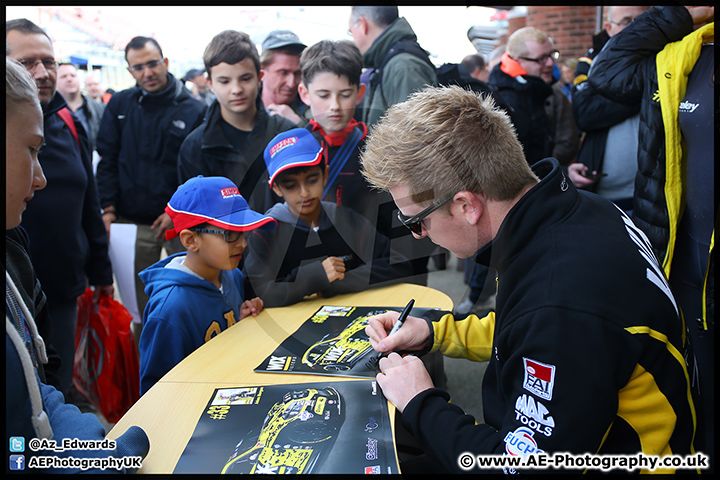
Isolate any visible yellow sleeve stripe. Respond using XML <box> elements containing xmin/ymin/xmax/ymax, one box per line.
<box><xmin>431</xmin><ymin>311</ymin><xmax>495</xmax><ymax>362</ymax></box>
<box><xmin>624</xmin><ymin>326</ymin><xmax>698</xmax><ymax>451</ymax></box>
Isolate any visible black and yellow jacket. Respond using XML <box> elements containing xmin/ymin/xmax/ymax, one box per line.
<box><xmin>401</xmin><ymin>159</ymin><xmax>697</xmax><ymax>473</ymax></box>
<box><xmin>588</xmin><ymin>6</ymin><xmax>714</xmax><ymax>335</ymax></box>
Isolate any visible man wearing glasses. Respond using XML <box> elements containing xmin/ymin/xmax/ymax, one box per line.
<box><xmin>466</xmin><ymin>26</ymin><xmax>577</xmax><ymax>320</ymax></box>
<box><xmin>569</xmin><ymin>6</ymin><xmax>648</xmax><ymax>213</ymax></box>
<box><xmin>95</xmin><ymin>36</ymin><xmax>206</xmax><ymax>341</ymax></box>
<box><xmin>361</xmin><ymin>85</ymin><xmax>696</xmax><ymax>473</ymax></box>
<box><xmin>488</xmin><ymin>27</ymin><xmax>559</xmax><ymax>166</ymax></box>
<box><xmin>6</xmin><ymin>18</ymin><xmax>114</xmax><ymax>400</ymax></box>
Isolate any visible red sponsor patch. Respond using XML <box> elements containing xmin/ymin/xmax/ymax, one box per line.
<box><xmin>522</xmin><ymin>358</ymin><xmax>556</xmax><ymax>401</ymax></box>
<box><xmin>220</xmin><ymin>187</ymin><xmax>240</xmax><ymax>198</ymax></box>
<box><xmin>269</xmin><ymin>136</ymin><xmax>298</xmax><ymax>157</ymax></box>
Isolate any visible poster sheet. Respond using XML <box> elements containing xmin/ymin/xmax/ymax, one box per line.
<box><xmin>254</xmin><ymin>305</ymin><xmax>428</xmax><ymax>378</ymax></box>
<box><xmin>173</xmin><ymin>380</ymin><xmax>399</xmax><ymax>474</ymax></box>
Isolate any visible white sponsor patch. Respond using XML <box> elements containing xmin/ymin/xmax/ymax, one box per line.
<box><xmin>522</xmin><ymin>357</ymin><xmax>556</xmax><ymax>401</ymax></box>
<box><xmin>515</xmin><ymin>394</ymin><xmax>555</xmax><ymax>437</ymax></box>
<box><xmin>504</xmin><ymin>426</ymin><xmax>544</xmax><ymax>458</ymax></box>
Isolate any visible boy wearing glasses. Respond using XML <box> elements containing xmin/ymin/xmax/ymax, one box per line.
<box><xmin>243</xmin><ymin>128</ymin><xmax>409</xmax><ymax>307</ymax></box>
<box><xmin>137</xmin><ymin>176</ymin><xmax>276</xmax><ymax>395</ymax></box>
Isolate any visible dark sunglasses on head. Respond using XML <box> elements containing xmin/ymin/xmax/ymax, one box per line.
<box><xmin>397</xmin><ymin>194</ymin><xmax>454</xmax><ymax>235</ymax></box>
<box><xmin>190</xmin><ymin>228</ymin><xmax>243</xmax><ymax>243</ymax></box>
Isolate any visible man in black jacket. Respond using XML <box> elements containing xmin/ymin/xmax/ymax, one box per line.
<box><xmin>569</xmin><ymin>6</ymin><xmax>647</xmax><ymax>213</ymax></box>
<box><xmin>96</xmin><ymin>36</ymin><xmax>206</xmax><ymax>334</ymax></box>
<box><xmin>588</xmin><ymin>5</ymin><xmax>714</xmax><ymax>466</ymax></box>
<box><xmin>7</xmin><ymin>19</ymin><xmax>114</xmax><ymax>397</ymax></box>
<box><xmin>488</xmin><ymin>26</ymin><xmax>555</xmax><ymax>166</ymax></box>
<box><xmin>361</xmin><ymin>85</ymin><xmax>696</xmax><ymax>474</ymax></box>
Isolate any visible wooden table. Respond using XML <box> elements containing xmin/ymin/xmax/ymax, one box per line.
<box><xmin>107</xmin><ymin>283</ymin><xmax>452</xmax><ymax>473</ymax></box>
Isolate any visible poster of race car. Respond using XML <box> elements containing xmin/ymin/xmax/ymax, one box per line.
<box><xmin>173</xmin><ymin>380</ymin><xmax>399</xmax><ymax>474</ymax></box>
<box><xmin>254</xmin><ymin>305</ymin><xmax>428</xmax><ymax>378</ymax></box>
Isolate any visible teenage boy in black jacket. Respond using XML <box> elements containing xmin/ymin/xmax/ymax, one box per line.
<box><xmin>178</xmin><ymin>30</ymin><xmax>295</xmax><ymax>214</ymax></box>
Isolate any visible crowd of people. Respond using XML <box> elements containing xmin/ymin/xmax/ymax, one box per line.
<box><xmin>5</xmin><ymin>5</ymin><xmax>714</xmax><ymax>474</ymax></box>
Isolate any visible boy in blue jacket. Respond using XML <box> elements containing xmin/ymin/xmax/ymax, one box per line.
<box><xmin>138</xmin><ymin>176</ymin><xmax>276</xmax><ymax>395</ymax></box>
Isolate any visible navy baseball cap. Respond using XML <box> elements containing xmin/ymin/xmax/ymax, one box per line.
<box><xmin>264</xmin><ymin>128</ymin><xmax>323</xmax><ymax>186</ymax></box>
<box><xmin>164</xmin><ymin>176</ymin><xmax>276</xmax><ymax>240</ymax></box>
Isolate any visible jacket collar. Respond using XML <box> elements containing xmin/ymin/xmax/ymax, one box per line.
<box><xmin>500</xmin><ymin>52</ymin><xmax>528</xmax><ymax>78</ymax></box>
<box><xmin>476</xmin><ymin>158</ymin><xmax>576</xmax><ymax>273</ymax></box>
<box><xmin>41</xmin><ymin>91</ymin><xmax>68</xmax><ymax>118</ymax></box>
<box><xmin>201</xmin><ymin>96</ymin><xmax>269</xmax><ymax>149</ymax></box>
<box><xmin>490</xmin><ymin>55</ymin><xmax>554</xmax><ymax>98</ymax></box>
<box><xmin>136</xmin><ymin>72</ymin><xmax>183</xmax><ymax>105</ymax></box>
<box><xmin>308</xmin><ymin>118</ymin><xmax>367</xmax><ymax>147</ymax></box>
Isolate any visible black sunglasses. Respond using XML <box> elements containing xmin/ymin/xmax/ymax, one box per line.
<box><xmin>190</xmin><ymin>228</ymin><xmax>243</xmax><ymax>243</ymax></box>
<box><xmin>397</xmin><ymin>195</ymin><xmax>453</xmax><ymax>235</ymax></box>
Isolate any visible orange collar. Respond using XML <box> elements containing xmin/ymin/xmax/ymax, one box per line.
<box><xmin>500</xmin><ymin>52</ymin><xmax>528</xmax><ymax>78</ymax></box>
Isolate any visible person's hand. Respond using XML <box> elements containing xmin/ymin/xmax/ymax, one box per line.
<box><xmin>568</xmin><ymin>163</ymin><xmax>597</xmax><ymax>188</ymax></box>
<box><xmin>267</xmin><ymin>103</ymin><xmax>302</xmax><ymax>124</ymax></box>
<box><xmin>151</xmin><ymin>212</ymin><xmax>174</xmax><ymax>239</ymax></box>
<box><xmin>685</xmin><ymin>6</ymin><xmax>714</xmax><ymax>25</ymax></box>
<box><xmin>240</xmin><ymin>297</ymin><xmax>264</xmax><ymax>319</ymax></box>
<box><xmin>322</xmin><ymin>256</ymin><xmax>346</xmax><ymax>283</ymax></box>
<box><xmin>365</xmin><ymin>310</ymin><xmax>430</xmax><ymax>354</ymax></box>
<box><xmin>102</xmin><ymin>207</ymin><xmax>117</xmax><ymax>240</ymax></box>
<box><xmin>376</xmin><ymin>352</ymin><xmax>434</xmax><ymax>413</ymax></box>
<box><xmin>92</xmin><ymin>284</ymin><xmax>114</xmax><ymax>303</ymax></box>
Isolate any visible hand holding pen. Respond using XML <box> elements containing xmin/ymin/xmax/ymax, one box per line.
<box><xmin>365</xmin><ymin>298</ymin><xmax>430</xmax><ymax>362</ymax></box>
<box><xmin>376</xmin><ymin>299</ymin><xmax>415</xmax><ymax>360</ymax></box>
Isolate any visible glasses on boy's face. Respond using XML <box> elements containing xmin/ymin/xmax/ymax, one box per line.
<box><xmin>397</xmin><ymin>195</ymin><xmax>453</xmax><ymax>236</ymax></box>
<box><xmin>190</xmin><ymin>228</ymin><xmax>243</xmax><ymax>243</ymax></box>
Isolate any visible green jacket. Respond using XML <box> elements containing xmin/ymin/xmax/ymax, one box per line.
<box><xmin>361</xmin><ymin>17</ymin><xmax>437</xmax><ymax>127</ymax></box>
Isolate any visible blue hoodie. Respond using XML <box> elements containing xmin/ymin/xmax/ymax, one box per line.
<box><xmin>138</xmin><ymin>253</ymin><xmax>246</xmax><ymax>395</ymax></box>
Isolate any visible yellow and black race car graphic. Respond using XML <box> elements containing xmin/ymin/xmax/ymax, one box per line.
<box><xmin>301</xmin><ymin>311</ymin><xmax>388</xmax><ymax>372</ymax></box>
<box><xmin>221</xmin><ymin>387</ymin><xmax>344</xmax><ymax>474</ymax></box>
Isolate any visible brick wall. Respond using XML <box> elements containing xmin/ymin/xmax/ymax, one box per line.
<box><xmin>507</xmin><ymin>6</ymin><xmax>601</xmax><ymax>64</ymax></box>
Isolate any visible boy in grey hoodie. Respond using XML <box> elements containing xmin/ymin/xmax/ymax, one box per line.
<box><xmin>243</xmin><ymin>128</ymin><xmax>411</xmax><ymax>307</ymax></box>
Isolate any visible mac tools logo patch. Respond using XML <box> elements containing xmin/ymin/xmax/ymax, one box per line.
<box><xmin>522</xmin><ymin>358</ymin><xmax>556</xmax><ymax>401</ymax></box>
<box><xmin>514</xmin><ymin>394</ymin><xmax>555</xmax><ymax>437</ymax></box>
